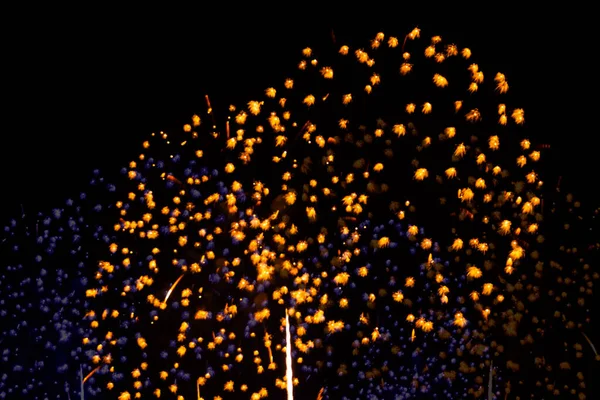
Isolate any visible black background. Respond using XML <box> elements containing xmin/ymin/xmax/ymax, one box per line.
<box><xmin>1</xmin><ymin>11</ymin><xmax>597</xmax><ymax>220</ymax></box>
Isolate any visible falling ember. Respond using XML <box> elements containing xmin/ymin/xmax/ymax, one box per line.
<box><xmin>582</xmin><ymin>332</ymin><xmax>599</xmax><ymax>357</ymax></box>
<box><xmin>286</xmin><ymin>312</ymin><xmax>294</xmax><ymax>400</ymax></box>
<box><xmin>82</xmin><ymin>365</ymin><xmax>100</xmax><ymax>383</ymax></box>
<box><xmin>162</xmin><ymin>273</ymin><xmax>185</xmax><ymax>305</ymax></box>
<box><xmin>205</xmin><ymin>94</ymin><xmax>212</xmax><ymax>113</ymax></box>
<box><xmin>316</xmin><ymin>387</ymin><xmax>324</xmax><ymax>400</ymax></box>
<box><xmin>265</xmin><ymin>329</ymin><xmax>274</xmax><ymax>364</ymax></box>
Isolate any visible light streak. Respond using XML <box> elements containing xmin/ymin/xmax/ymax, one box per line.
<box><xmin>487</xmin><ymin>360</ymin><xmax>493</xmax><ymax>400</ymax></box>
<box><xmin>82</xmin><ymin>366</ymin><xmax>100</xmax><ymax>383</ymax></box>
<box><xmin>285</xmin><ymin>311</ymin><xmax>293</xmax><ymax>400</ymax></box>
<box><xmin>582</xmin><ymin>331</ymin><xmax>598</xmax><ymax>356</ymax></box>
<box><xmin>162</xmin><ymin>274</ymin><xmax>185</xmax><ymax>305</ymax></box>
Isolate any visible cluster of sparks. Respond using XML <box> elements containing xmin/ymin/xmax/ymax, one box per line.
<box><xmin>1</xmin><ymin>28</ymin><xmax>599</xmax><ymax>400</ymax></box>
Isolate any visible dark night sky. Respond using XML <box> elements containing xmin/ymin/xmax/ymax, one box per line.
<box><xmin>1</xmin><ymin>12</ymin><xmax>596</xmax><ymax>221</ymax></box>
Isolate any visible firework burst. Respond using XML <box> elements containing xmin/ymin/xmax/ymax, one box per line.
<box><xmin>1</xmin><ymin>28</ymin><xmax>598</xmax><ymax>400</ymax></box>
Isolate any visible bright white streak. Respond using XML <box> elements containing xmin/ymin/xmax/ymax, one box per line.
<box><xmin>286</xmin><ymin>312</ymin><xmax>294</xmax><ymax>400</ymax></box>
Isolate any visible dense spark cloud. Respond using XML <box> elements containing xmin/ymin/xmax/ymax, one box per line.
<box><xmin>1</xmin><ymin>28</ymin><xmax>599</xmax><ymax>399</ymax></box>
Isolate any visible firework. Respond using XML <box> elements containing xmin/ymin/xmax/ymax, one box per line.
<box><xmin>1</xmin><ymin>28</ymin><xmax>598</xmax><ymax>400</ymax></box>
